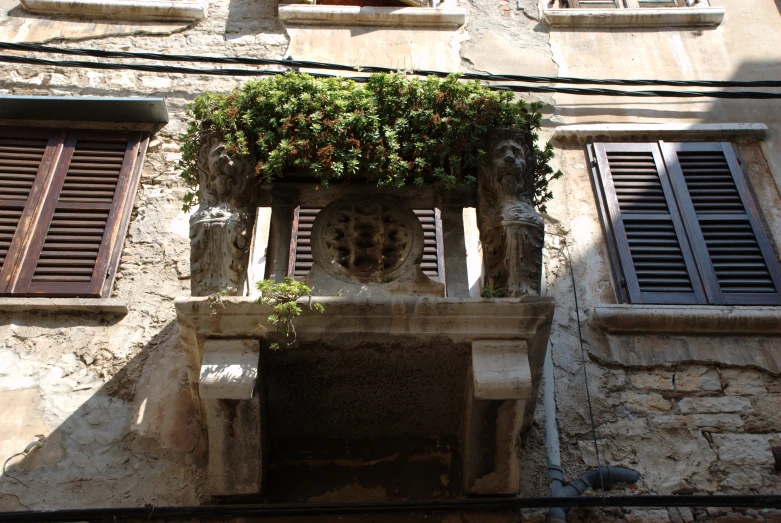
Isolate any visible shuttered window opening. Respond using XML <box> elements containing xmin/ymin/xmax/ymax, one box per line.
<box><xmin>592</xmin><ymin>143</ymin><xmax>704</xmax><ymax>305</ymax></box>
<box><xmin>289</xmin><ymin>207</ymin><xmax>445</xmax><ymax>284</ymax></box>
<box><xmin>32</xmin><ymin>208</ymin><xmax>109</xmax><ymax>283</ymax></box>
<box><xmin>623</xmin><ymin>218</ymin><xmax>693</xmax><ymax>294</ymax></box>
<box><xmin>0</xmin><ymin>127</ymin><xmax>148</xmax><ymax>298</ymax></box>
<box><xmin>591</xmin><ymin>141</ymin><xmax>781</xmax><ymax>306</ymax></box>
<box><xmin>663</xmin><ymin>142</ymin><xmax>781</xmax><ymax>305</ymax></box>
<box><xmin>0</xmin><ymin>209</ymin><xmax>22</xmax><ymax>271</ymax></box>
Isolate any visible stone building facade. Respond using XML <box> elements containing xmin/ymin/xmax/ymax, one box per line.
<box><xmin>0</xmin><ymin>0</ymin><xmax>780</xmax><ymax>521</ymax></box>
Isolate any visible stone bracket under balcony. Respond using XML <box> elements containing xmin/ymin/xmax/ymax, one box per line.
<box><xmin>175</xmin><ymin>296</ymin><xmax>554</xmax><ymax>498</ymax></box>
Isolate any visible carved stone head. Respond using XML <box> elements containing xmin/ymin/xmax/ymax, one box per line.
<box><xmin>479</xmin><ymin>128</ymin><xmax>537</xmax><ymax>203</ymax></box>
<box><xmin>197</xmin><ymin>133</ymin><xmax>255</xmax><ymax>209</ymax></box>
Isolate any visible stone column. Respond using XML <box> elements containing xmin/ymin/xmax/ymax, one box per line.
<box><xmin>199</xmin><ymin>338</ymin><xmax>263</xmax><ymax>496</ymax></box>
<box><xmin>265</xmin><ymin>188</ymin><xmax>299</xmax><ymax>282</ymax></box>
<box><xmin>462</xmin><ymin>340</ymin><xmax>532</xmax><ymax>495</ymax></box>
<box><xmin>439</xmin><ymin>192</ymin><xmax>471</xmax><ymax>297</ymax></box>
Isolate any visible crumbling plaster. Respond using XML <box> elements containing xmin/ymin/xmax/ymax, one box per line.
<box><xmin>0</xmin><ymin>0</ymin><xmax>288</xmax><ymax>510</ymax></box>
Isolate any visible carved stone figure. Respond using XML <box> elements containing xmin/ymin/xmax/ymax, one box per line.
<box><xmin>477</xmin><ymin>128</ymin><xmax>544</xmax><ymax>297</ymax></box>
<box><xmin>190</xmin><ymin>133</ymin><xmax>256</xmax><ymax>296</ymax></box>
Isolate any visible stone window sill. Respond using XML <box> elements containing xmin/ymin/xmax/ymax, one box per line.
<box><xmin>0</xmin><ymin>298</ymin><xmax>129</xmax><ymax>316</ymax></box>
<box><xmin>543</xmin><ymin>7</ymin><xmax>724</xmax><ymax>28</ymax></box>
<box><xmin>553</xmin><ymin>123</ymin><xmax>768</xmax><ymax>144</ymax></box>
<box><xmin>20</xmin><ymin>0</ymin><xmax>206</xmax><ymax>22</ymax></box>
<box><xmin>593</xmin><ymin>305</ymin><xmax>781</xmax><ymax>336</ymax></box>
<box><xmin>278</xmin><ymin>5</ymin><xmax>466</xmax><ymax>27</ymax></box>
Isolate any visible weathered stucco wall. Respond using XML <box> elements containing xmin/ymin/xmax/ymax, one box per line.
<box><xmin>0</xmin><ymin>0</ymin><xmax>288</xmax><ymax>511</ymax></box>
<box><xmin>1</xmin><ymin>0</ymin><xmax>781</xmax><ymax>519</ymax></box>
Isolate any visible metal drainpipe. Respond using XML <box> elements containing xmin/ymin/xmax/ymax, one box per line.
<box><xmin>540</xmin><ymin>246</ymin><xmax>640</xmax><ymax>522</ymax></box>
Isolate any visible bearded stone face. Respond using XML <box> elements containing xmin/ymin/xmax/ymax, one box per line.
<box><xmin>489</xmin><ymin>138</ymin><xmax>528</xmax><ymax>198</ymax></box>
<box><xmin>207</xmin><ymin>141</ymin><xmax>237</xmax><ymax>200</ymax></box>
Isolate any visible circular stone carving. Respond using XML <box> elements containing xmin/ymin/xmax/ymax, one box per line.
<box><xmin>311</xmin><ymin>195</ymin><xmax>424</xmax><ymax>284</ymax></box>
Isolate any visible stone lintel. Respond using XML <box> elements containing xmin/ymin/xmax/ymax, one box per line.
<box><xmin>279</xmin><ymin>5</ymin><xmax>466</xmax><ymax>28</ymax></box>
<box><xmin>591</xmin><ymin>305</ymin><xmax>781</xmax><ymax>374</ymax></box>
<box><xmin>593</xmin><ymin>305</ymin><xmax>781</xmax><ymax>335</ymax></box>
<box><xmin>21</xmin><ymin>0</ymin><xmax>206</xmax><ymax>21</ymax></box>
<box><xmin>199</xmin><ymin>339</ymin><xmax>260</xmax><ymax>400</ymax></box>
<box><xmin>553</xmin><ymin>123</ymin><xmax>767</xmax><ymax>145</ymax></box>
<box><xmin>543</xmin><ymin>7</ymin><xmax>724</xmax><ymax>28</ymax></box>
<box><xmin>0</xmin><ymin>297</ymin><xmax>128</xmax><ymax>315</ymax></box>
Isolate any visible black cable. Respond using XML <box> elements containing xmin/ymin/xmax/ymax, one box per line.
<box><xmin>1</xmin><ymin>54</ymin><xmax>781</xmax><ymax>99</ymax></box>
<box><xmin>2</xmin><ymin>495</ymin><xmax>781</xmax><ymax>522</ymax></box>
<box><xmin>547</xmin><ymin>232</ymin><xmax>605</xmax><ymax>495</ymax></box>
<box><xmin>564</xmin><ymin>238</ymin><xmax>605</xmax><ymax>495</ymax></box>
<box><xmin>2</xmin><ymin>41</ymin><xmax>781</xmax><ymax>88</ymax></box>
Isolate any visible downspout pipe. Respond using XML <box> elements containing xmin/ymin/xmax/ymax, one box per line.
<box><xmin>548</xmin><ymin>466</ymin><xmax>641</xmax><ymax>523</ymax></box>
<box><xmin>540</xmin><ymin>248</ymin><xmax>640</xmax><ymax>523</ymax></box>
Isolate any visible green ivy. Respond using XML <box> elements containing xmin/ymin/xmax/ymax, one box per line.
<box><xmin>179</xmin><ymin>72</ymin><xmax>561</xmax><ymax>212</ymax></box>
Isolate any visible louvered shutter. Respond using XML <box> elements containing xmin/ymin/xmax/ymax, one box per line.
<box><xmin>570</xmin><ymin>0</ymin><xmax>620</xmax><ymax>7</ymax></box>
<box><xmin>591</xmin><ymin>143</ymin><xmax>706</xmax><ymax>304</ymax></box>
<box><xmin>289</xmin><ymin>207</ymin><xmax>445</xmax><ymax>283</ymax></box>
<box><xmin>661</xmin><ymin>142</ymin><xmax>781</xmax><ymax>305</ymax></box>
<box><xmin>0</xmin><ymin>128</ymin><xmax>65</xmax><ymax>293</ymax></box>
<box><xmin>11</xmin><ymin>130</ymin><xmax>145</xmax><ymax>297</ymax></box>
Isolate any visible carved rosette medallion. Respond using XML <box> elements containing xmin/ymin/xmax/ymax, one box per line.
<box><xmin>311</xmin><ymin>195</ymin><xmax>424</xmax><ymax>285</ymax></box>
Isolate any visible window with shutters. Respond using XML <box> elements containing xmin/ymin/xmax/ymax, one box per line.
<box><xmin>288</xmin><ymin>207</ymin><xmax>446</xmax><ymax>284</ymax></box>
<box><xmin>589</xmin><ymin>141</ymin><xmax>781</xmax><ymax>306</ymax></box>
<box><xmin>0</xmin><ymin>126</ymin><xmax>148</xmax><ymax>298</ymax></box>
<box><xmin>561</xmin><ymin>0</ymin><xmax>693</xmax><ymax>8</ymax></box>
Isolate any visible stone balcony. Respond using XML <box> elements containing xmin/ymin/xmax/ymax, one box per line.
<box><xmin>175</xmin><ymin>295</ymin><xmax>554</xmax><ymax>500</ymax></box>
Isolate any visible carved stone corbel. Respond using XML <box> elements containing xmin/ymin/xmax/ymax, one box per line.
<box><xmin>189</xmin><ymin>133</ymin><xmax>257</xmax><ymax>296</ymax></box>
<box><xmin>477</xmin><ymin>128</ymin><xmax>544</xmax><ymax>297</ymax></box>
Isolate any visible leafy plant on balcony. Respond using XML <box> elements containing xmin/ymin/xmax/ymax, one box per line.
<box><xmin>256</xmin><ymin>277</ymin><xmax>325</xmax><ymax>350</ymax></box>
<box><xmin>179</xmin><ymin>72</ymin><xmax>561</xmax><ymax>212</ymax></box>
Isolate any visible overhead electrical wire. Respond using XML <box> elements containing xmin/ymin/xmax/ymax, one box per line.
<box><xmin>1</xmin><ymin>53</ymin><xmax>781</xmax><ymax>99</ymax></box>
<box><xmin>2</xmin><ymin>41</ymin><xmax>781</xmax><ymax>89</ymax></box>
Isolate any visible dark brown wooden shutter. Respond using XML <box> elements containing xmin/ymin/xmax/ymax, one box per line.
<box><xmin>591</xmin><ymin>143</ymin><xmax>706</xmax><ymax>304</ymax></box>
<box><xmin>289</xmin><ymin>207</ymin><xmax>445</xmax><ymax>283</ymax></box>
<box><xmin>0</xmin><ymin>127</ymin><xmax>65</xmax><ymax>293</ymax></box>
<box><xmin>662</xmin><ymin>142</ymin><xmax>781</xmax><ymax>305</ymax></box>
<box><xmin>11</xmin><ymin>130</ymin><xmax>145</xmax><ymax>297</ymax></box>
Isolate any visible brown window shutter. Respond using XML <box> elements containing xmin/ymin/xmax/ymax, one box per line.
<box><xmin>289</xmin><ymin>207</ymin><xmax>445</xmax><ymax>283</ymax></box>
<box><xmin>662</xmin><ymin>142</ymin><xmax>781</xmax><ymax>305</ymax></box>
<box><xmin>0</xmin><ymin>127</ymin><xmax>66</xmax><ymax>293</ymax></box>
<box><xmin>10</xmin><ymin>129</ymin><xmax>147</xmax><ymax>298</ymax></box>
<box><xmin>591</xmin><ymin>142</ymin><xmax>706</xmax><ymax>304</ymax></box>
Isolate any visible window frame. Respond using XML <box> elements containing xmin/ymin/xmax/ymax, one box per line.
<box><xmin>0</xmin><ymin>125</ymin><xmax>149</xmax><ymax>299</ymax></box>
<box><xmin>588</xmin><ymin>140</ymin><xmax>781</xmax><ymax>306</ymax></box>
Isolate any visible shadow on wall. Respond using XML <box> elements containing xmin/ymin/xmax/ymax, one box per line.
<box><xmin>554</xmin><ymin>59</ymin><xmax>781</xmax><ymax>123</ymax></box>
<box><xmin>0</xmin><ymin>318</ymin><xmax>205</xmax><ymax>512</ymax></box>
<box><xmin>226</xmin><ymin>0</ymin><xmax>288</xmax><ymax>43</ymax></box>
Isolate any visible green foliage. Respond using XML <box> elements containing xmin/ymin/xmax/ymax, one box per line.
<box><xmin>179</xmin><ymin>73</ymin><xmax>562</xmax><ymax>212</ymax></box>
<box><xmin>256</xmin><ymin>277</ymin><xmax>325</xmax><ymax>350</ymax></box>
<box><xmin>481</xmin><ymin>285</ymin><xmax>506</xmax><ymax>298</ymax></box>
